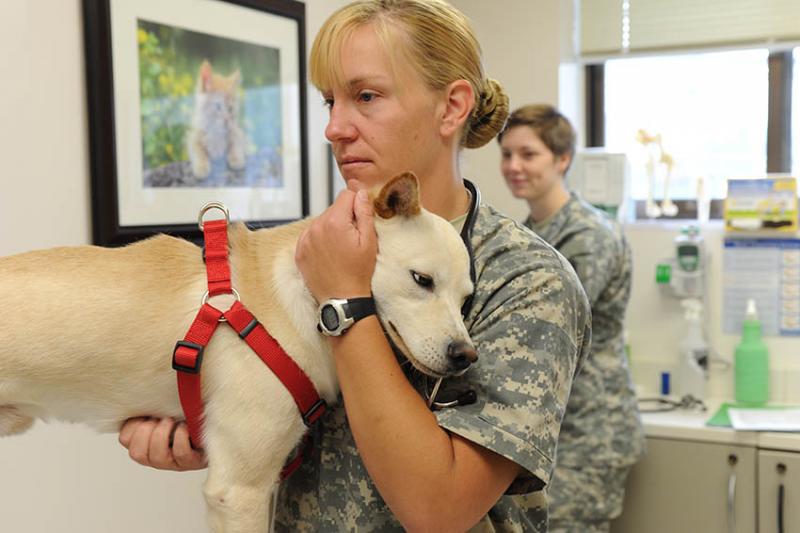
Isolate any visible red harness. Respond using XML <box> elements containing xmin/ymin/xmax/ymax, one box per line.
<box><xmin>171</xmin><ymin>209</ymin><xmax>326</xmax><ymax>479</ymax></box>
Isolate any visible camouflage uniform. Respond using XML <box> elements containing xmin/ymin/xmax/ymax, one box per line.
<box><xmin>520</xmin><ymin>192</ymin><xmax>645</xmax><ymax>532</ymax></box>
<box><xmin>275</xmin><ymin>200</ymin><xmax>591</xmax><ymax>532</ymax></box>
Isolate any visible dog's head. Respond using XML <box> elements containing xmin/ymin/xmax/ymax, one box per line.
<box><xmin>370</xmin><ymin>172</ymin><xmax>477</xmax><ymax>378</ymax></box>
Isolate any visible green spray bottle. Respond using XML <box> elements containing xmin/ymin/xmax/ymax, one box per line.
<box><xmin>734</xmin><ymin>299</ymin><xmax>770</xmax><ymax>405</ymax></box>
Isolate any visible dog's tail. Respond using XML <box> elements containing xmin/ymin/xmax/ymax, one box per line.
<box><xmin>0</xmin><ymin>406</ymin><xmax>34</xmax><ymax>436</ymax></box>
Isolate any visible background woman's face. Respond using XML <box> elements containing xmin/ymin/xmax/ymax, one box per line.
<box><xmin>500</xmin><ymin>126</ymin><xmax>569</xmax><ymax>202</ymax></box>
<box><xmin>322</xmin><ymin>24</ymin><xmax>443</xmax><ymax>189</ymax></box>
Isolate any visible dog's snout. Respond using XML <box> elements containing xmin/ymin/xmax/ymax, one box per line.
<box><xmin>447</xmin><ymin>340</ymin><xmax>478</xmax><ymax>371</ymax></box>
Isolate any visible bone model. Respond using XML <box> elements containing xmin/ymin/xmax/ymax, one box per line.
<box><xmin>636</xmin><ymin>129</ymin><xmax>678</xmax><ymax>218</ymax></box>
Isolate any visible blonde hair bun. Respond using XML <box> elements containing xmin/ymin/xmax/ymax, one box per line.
<box><xmin>464</xmin><ymin>78</ymin><xmax>509</xmax><ymax>149</ymax></box>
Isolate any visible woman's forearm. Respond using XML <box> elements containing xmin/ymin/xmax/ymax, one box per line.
<box><xmin>329</xmin><ymin>316</ymin><xmax>518</xmax><ymax>531</ymax></box>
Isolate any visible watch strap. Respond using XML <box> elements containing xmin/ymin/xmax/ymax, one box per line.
<box><xmin>344</xmin><ymin>296</ymin><xmax>376</xmax><ymax>322</ymax></box>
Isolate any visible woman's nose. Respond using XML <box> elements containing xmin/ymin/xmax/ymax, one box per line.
<box><xmin>325</xmin><ymin>104</ymin><xmax>357</xmax><ymax>143</ymax></box>
<box><xmin>504</xmin><ymin>155</ymin><xmax>521</xmax><ymax>174</ymax></box>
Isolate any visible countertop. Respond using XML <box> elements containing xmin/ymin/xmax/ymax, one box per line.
<box><xmin>640</xmin><ymin>398</ymin><xmax>800</xmax><ymax>452</ymax></box>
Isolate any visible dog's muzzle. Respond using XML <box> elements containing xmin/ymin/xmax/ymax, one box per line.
<box><xmin>447</xmin><ymin>340</ymin><xmax>478</xmax><ymax>373</ymax></box>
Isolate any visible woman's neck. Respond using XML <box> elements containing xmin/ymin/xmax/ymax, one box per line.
<box><xmin>417</xmin><ymin>156</ymin><xmax>471</xmax><ymax>220</ymax></box>
<box><xmin>526</xmin><ymin>181</ymin><xmax>570</xmax><ymax>223</ymax></box>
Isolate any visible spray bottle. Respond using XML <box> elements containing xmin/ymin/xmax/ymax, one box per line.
<box><xmin>676</xmin><ymin>298</ymin><xmax>709</xmax><ymax>400</ymax></box>
<box><xmin>734</xmin><ymin>299</ymin><xmax>770</xmax><ymax>405</ymax></box>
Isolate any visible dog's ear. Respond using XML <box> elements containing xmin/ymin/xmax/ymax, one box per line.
<box><xmin>372</xmin><ymin>172</ymin><xmax>421</xmax><ymax>219</ymax></box>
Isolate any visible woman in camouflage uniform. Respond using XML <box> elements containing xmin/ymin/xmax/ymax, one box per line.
<box><xmin>498</xmin><ymin>104</ymin><xmax>646</xmax><ymax>533</ymax></box>
<box><xmin>119</xmin><ymin>3</ymin><xmax>591</xmax><ymax>531</ymax></box>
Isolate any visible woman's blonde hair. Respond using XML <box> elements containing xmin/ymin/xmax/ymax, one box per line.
<box><xmin>310</xmin><ymin>0</ymin><xmax>508</xmax><ymax>149</ymax></box>
<box><xmin>498</xmin><ymin>104</ymin><xmax>576</xmax><ymax>162</ymax></box>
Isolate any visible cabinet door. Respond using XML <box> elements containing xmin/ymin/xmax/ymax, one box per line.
<box><xmin>759</xmin><ymin>449</ymin><xmax>800</xmax><ymax>533</ymax></box>
<box><xmin>611</xmin><ymin>437</ymin><xmax>756</xmax><ymax>533</ymax></box>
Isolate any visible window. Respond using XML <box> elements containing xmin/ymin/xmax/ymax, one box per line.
<box><xmin>604</xmin><ymin>49</ymin><xmax>769</xmax><ymax>203</ymax></box>
<box><xmin>794</xmin><ymin>47</ymin><xmax>800</xmax><ymax>179</ymax></box>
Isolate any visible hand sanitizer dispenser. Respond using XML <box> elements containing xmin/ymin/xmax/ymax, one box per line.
<box><xmin>655</xmin><ymin>226</ymin><xmax>711</xmax><ymax>401</ymax></box>
<box><xmin>656</xmin><ymin>225</ymin><xmax>705</xmax><ymax>299</ymax></box>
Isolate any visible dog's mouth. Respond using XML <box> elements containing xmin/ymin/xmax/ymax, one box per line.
<box><xmin>386</xmin><ymin>321</ymin><xmax>446</xmax><ymax>379</ymax></box>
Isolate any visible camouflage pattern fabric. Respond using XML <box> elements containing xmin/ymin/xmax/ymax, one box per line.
<box><xmin>521</xmin><ymin>192</ymin><xmax>645</xmax><ymax>526</ymax></box>
<box><xmin>545</xmin><ymin>465</ymin><xmax>632</xmax><ymax>533</ymax></box>
<box><xmin>274</xmin><ymin>201</ymin><xmax>591</xmax><ymax>532</ymax></box>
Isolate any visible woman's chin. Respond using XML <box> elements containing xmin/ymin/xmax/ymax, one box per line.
<box><xmin>510</xmin><ymin>188</ymin><xmax>532</xmax><ymax>200</ymax></box>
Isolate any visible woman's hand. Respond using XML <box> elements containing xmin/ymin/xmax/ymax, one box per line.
<box><xmin>118</xmin><ymin>417</ymin><xmax>207</xmax><ymax>471</ymax></box>
<box><xmin>295</xmin><ymin>184</ymin><xmax>377</xmax><ymax>302</ymax></box>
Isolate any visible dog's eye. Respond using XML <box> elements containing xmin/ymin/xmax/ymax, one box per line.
<box><xmin>411</xmin><ymin>270</ymin><xmax>434</xmax><ymax>289</ymax></box>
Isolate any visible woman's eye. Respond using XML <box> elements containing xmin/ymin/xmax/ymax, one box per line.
<box><xmin>322</xmin><ymin>97</ymin><xmax>334</xmax><ymax>109</ymax></box>
<box><xmin>358</xmin><ymin>91</ymin><xmax>375</xmax><ymax>103</ymax></box>
<box><xmin>411</xmin><ymin>270</ymin><xmax>434</xmax><ymax>289</ymax></box>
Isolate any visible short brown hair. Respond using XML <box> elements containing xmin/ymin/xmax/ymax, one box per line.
<box><xmin>498</xmin><ymin>104</ymin><xmax>576</xmax><ymax>161</ymax></box>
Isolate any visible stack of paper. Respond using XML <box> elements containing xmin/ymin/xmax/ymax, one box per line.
<box><xmin>707</xmin><ymin>403</ymin><xmax>800</xmax><ymax>431</ymax></box>
<box><xmin>727</xmin><ymin>408</ymin><xmax>800</xmax><ymax>431</ymax></box>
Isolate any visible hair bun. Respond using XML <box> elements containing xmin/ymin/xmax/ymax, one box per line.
<box><xmin>464</xmin><ymin>78</ymin><xmax>509</xmax><ymax>149</ymax></box>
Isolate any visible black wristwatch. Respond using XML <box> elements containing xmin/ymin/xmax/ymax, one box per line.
<box><xmin>316</xmin><ymin>297</ymin><xmax>377</xmax><ymax>336</ymax></box>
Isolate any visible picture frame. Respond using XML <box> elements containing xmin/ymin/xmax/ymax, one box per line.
<box><xmin>83</xmin><ymin>0</ymin><xmax>308</xmax><ymax>246</ymax></box>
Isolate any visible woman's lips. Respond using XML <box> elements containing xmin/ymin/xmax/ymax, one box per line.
<box><xmin>340</xmin><ymin>159</ymin><xmax>371</xmax><ymax>166</ymax></box>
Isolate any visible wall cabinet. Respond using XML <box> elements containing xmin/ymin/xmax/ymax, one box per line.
<box><xmin>611</xmin><ymin>437</ymin><xmax>757</xmax><ymax>533</ymax></box>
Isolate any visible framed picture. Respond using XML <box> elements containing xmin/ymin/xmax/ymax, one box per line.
<box><xmin>83</xmin><ymin>0</ymin><xmax>308</xmax><ymax>246</ymax></box>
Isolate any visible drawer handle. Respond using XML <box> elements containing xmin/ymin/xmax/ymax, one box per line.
<box><xmin>778</xmin><ymin>483</ymin><xmax>785</xmax><ymax>533</ymax></box>
<box><xmin>728</xmin><ymin>469</ymin><xmax>737</xmax><ymax>533</ymax></box>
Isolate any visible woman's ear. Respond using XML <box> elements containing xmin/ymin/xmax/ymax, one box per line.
<box><xmin>438</xmin><ymin>79</ymin><xmax>475</xmax><ymax>140</ymax></box>
<box><xmin>557</xmin><ymin>153</ymin><xmax>572</xmax><ymax>176</ymax></box>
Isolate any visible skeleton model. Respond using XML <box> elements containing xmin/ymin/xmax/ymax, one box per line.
<box><xmin>636</xmin><ymin>129</ymin><xmax>678</xmax><ymax>218</ymax></box>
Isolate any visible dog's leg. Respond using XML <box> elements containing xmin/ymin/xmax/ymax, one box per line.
<box><xmin>203</xmin><ymin>463</ymin><xmax>279</xmax><ymax>533</ymax></box>
<box><xmin>0</xmin><ymin>406</ymin><xmax>34</xmax><ymax>436</ymax></box>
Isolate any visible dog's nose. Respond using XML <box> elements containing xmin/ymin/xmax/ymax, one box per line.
<box><xmin>447</xmin><ymin>340</ymin><xmax>478</xmax><ymax>371</ymax></box>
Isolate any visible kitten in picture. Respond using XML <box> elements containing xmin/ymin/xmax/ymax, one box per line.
<box><xmin>188</xmin><ymin>59</ymin><xmax>248</xmax><ymax>180</ymax></box>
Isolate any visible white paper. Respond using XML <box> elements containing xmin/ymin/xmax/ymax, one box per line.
<box><xmin>728</xmin><ymin>408</ymin><xmax>800</xmax><ymax>431</ymax></box>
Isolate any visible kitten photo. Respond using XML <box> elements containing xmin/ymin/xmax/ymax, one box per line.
<box><xmin>187</xmin><ymin>59</ymin><xmax>248</xmax><ymax>180</ymax></box>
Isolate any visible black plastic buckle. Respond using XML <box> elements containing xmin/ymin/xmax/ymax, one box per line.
<box><xmin>302</xmin><ymin>399</ymin><xmax>327</xmax><ymax>427</ymax></box>
<box><xmin>172</xmin><ymin>340</ymin><xmax>205</xmax><ymax>374</ymax></box>
<box><xmin>238</xmin><ymin>318</ymin><xmax>259</xmax><ymax>339</ymax></box>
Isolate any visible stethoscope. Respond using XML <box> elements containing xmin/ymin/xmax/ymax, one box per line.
<box><xmin>424</xmin><ymin>178</ymin><xmax>480</xmax><ymax>410</ymax></box>
<box><xmin>637</xmin><ymin>394</ymin><xmax>707</xmax><ymax>413</ymax></box>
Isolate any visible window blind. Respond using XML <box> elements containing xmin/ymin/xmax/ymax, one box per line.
<box><xmin>581</xmin><ymin>0</ymin><xmax>800</xmax><ymax>55</ymax></box>
<box><xmin>580</xmin><ymin>0</ymin><xmax>623</xmax><ymax>55</ymax></box>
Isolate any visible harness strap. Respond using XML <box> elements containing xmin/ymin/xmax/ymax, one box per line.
<box><xmin>172</xmin><ymin>304</ymin><xmax>224</xmax><ymax>445</ymax></box>
<box><xmin>203</xmin><ymin>219</ymin><xmax>232</xmax><ymax>296</ymax></box>
<box><xmin>224</xmin><ymin>301</ymin><xmax>327</xmax><ymax>427</ymax></box>
<box><xmin>172</xmin><ymin>210</ymin><xmax>326</xmax><ymax>480</ymax></box>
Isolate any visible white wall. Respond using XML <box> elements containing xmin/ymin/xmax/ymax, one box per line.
<box><xmin>0</xmin><ymin>1</ymin><xmax>344</xmax><ymax>532</ymax></box>
<box><xmin>453</xmin><ymin>0</ymin><xmax>569</xmax><ymax>221</ymax></box>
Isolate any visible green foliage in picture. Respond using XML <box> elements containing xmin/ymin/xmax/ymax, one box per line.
<box><xmin>138</xmin><ymin>25</ymin><xmax>194</xmax><ymax>169</ymax></box>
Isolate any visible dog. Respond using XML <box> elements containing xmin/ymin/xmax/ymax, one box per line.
<box><xmin>0</xmin><ymin>172</ymin><xmax>476</xmax><ymax>532</ymax></box>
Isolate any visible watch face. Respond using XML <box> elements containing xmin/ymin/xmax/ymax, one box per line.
<box><xmin>321</xmin><ymin>304</ymin><xmax>340</xmax><ymax>331</ymax></box>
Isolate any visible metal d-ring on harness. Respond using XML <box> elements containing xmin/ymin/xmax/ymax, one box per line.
<box><xmin>425</xmin><ymin>179</ymin><xmax>481</xmax><ymax>410</ymax></box>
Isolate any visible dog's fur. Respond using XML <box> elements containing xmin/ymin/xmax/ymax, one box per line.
<box><xmin>0</xmin><ymin>173</ymin><xmax>474</xmax><ymax>532</ymax></box>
